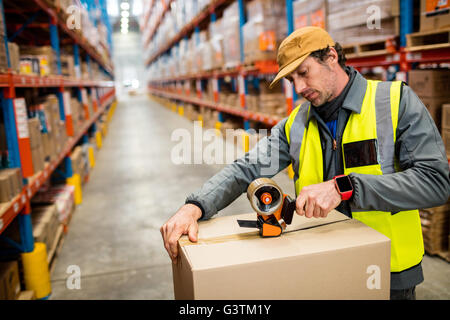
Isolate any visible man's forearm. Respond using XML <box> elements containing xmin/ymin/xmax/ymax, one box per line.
<box><xmin>350</xmin><ymin>163</ymin><xmax>450</xmax><ymax>212</ymax></box>
<box><xmin>186</xmin><ymin>119</ymin><xmax>291</xmax><ymax>220</ymax></box>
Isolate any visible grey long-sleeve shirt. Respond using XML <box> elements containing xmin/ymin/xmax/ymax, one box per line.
<box><xmin>186</xmin><ymin>70</ymin><xmax>450</xmax><ymax>290</ymax></box>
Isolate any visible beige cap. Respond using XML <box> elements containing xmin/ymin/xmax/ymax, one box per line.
<box><xmin>270</xmin><ymin>26</ymin><xmax>335</xmax><ymax>89</ymax></box>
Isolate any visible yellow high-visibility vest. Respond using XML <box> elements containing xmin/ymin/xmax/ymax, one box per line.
<box><xmin>285</xmin><ymin>80</ymin><xmax>424</xmax><ymax>272</ymax></box>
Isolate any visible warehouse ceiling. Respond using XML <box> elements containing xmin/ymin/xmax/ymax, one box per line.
<box><xmin>107</xmin><ymin>0</ymin><xmax>142</xmax><ymax>33</ymax></box>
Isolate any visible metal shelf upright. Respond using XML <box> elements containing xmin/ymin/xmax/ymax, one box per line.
<box><xmin>147</xmin><ymin>0</ymin><xmax>450</xmax><ymax>130</ymax></box>
<box><xmin>0</xmin><ymin>0</ymin><xmax>116</xmax><ymax>261</ymax></box>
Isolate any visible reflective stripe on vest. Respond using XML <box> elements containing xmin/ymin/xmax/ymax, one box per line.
<box><xmin>284</xmin><ymin>80</ymin><xmax>424</xmax><ymax>272</ymax></box>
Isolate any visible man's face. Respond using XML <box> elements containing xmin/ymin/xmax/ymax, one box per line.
<box><xmin>285</xmin><ymin>56</ymin><xmax>337</xmax><ymax>107</ymax></box>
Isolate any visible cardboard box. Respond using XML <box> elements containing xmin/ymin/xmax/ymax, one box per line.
<box><xmin>60</xmin><ymin>54</ymin><xmax>75</xmax><ymax>78</ymax></box>
<box><xmin>173</xmin><ymin>211</ymin><xmax>391</xmax><ymax>300</ymax></box>
<box><xmin>31</xmin><ymin>185</ymin><xmax>75</xmax><ymax>223</ymax></box>
<box><xmin>294</xmin><ymin>0</ymin><xmax>328</xmax><ymax>30</ymax></box>
<box><xmin>420</xmin><ymin>96</ymin><xmax>450</xmax><ymax>131</ymax></box>
<box><xmin>327</xmin><ymin>0</ymin><xmax>398</xmax><ymax>31</ymax></box>
<box><xmin>31</xmin><ymin>145</ymin><xmax>45</xmax><ymax>173</ymax></box>
<box><xmin>28</xmin><ymin>118</ymin><xmax>42</xmax><ymax>150</ymax></box>
<box><xmin>0</xmin><ymin>261</ymin><xmax>21</xmax><ymax>300</ymax></box>
<box><xmin>441</xmin><ymin>128</ymin><xmax>450</xmax><ymax>158</ymax></box>
<box><xmin>0</xmin><ymin>36</ymin><xmax>8</xmax><ymax>73</ymax></box>
<box><xmin>420</xmin><ymin>0</ymin><xmax>450</xmax><ymax>32</ymax></box>
<box><xmin>441</xmin><ymin>104</ymin><xmax>450</xmax><ymax>130</ymax></box>
<box><xmin>3</xmin><ymin>168</ymin><xmax>23</xmax><ymax>196</ymax></box>
<box><xmin>19</xmin><ymin>46</ymin><xmax>58</xmax><ymax>76</ymax></box>
<box><xmin>0</xmin><ymin>172</ymin><xmax>10</xmax><ymax>202</ymax></box>
<box><xmin>70</xmin><ymin>146</ymin><xmax>83</xmax><ymax>177</ymax></box>
<box><xmin>17</xmin><ymin>290</ymin><xmax>36</xmax><ymax>300</ymax></box>
<box><xmin>0</xmin><ymin>168</ymin><xmax>22</xmax><ymax>203</ymax></box>
<box><xmin>419</xmin><ymin>202</ymin><xmax>450</xmax><ymax>254</ymax></box>
<box><xmin>408</xmin><ymin>69</ymin><xmax>450</xmax><ymax>98</ymax></box>
<box><xmin>8</xmin><ymin>42</ymin><xmax>20</xmax><ymax>74</ymax></box>
<box><xmin>32</xmin><ymin>204</ymin><xmax>60</xmax><ymax>252</ymax></box>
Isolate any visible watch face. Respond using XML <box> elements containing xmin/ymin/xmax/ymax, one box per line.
<box><xmin>336</xmin><ymin>176</ymin><xmax>352</xmax><ymax>193</ymax></box>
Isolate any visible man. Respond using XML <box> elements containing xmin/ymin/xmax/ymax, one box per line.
<box><xmin>161</xmin><ymin>27</ymin><xmax>450</xmax><ymax>300</ymax></box>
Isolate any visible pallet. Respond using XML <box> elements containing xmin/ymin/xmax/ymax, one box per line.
<box><xmin>426</xmin><ymin>249</ymin><xmax>450</xmax><ymax>263</ymax></box>
<box><xmin>242</xmin><ymin>60</ymin><xmax>279</xmax><ymax>75</ymax></box>
<box><xmin>406</xmin><ymin>28</ymin><xmax>450</xmax><ymax>52</ymax></box>
<box><xmin>343</xmin><ymin>37</ymin><xmax>397</xmax><ymax>59</ymax></box>
<box><xmin>437</xmin><ymin>250</ymin><xmax>450</xmax><ymax>263</ymax></box>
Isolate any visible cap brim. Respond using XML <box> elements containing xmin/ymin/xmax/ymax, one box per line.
<box><xmin>269</xmin><ymin>53</ymin><xmax>310</xmax><ymax>89</ymax></box>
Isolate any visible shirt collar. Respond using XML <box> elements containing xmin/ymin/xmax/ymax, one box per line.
<box><xmin>306</xmin><ymin>68</ymin><xmax>367</xmax><ymax>123</ymax></box>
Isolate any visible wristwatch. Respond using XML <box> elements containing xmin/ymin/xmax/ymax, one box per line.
<box><xmin>333</xmin><ymin>175</ymin><xmax>353</xmax><ymax>201</ymax></box>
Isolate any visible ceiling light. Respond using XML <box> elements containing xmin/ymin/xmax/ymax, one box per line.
<box><xmin>121</xmin><ymin>11</ymin><xmax>129</xmax><ymax>18</ymax></box>
<box><xmin>120</xmin><ymin>2</ymin><xmax>130</xmax><ymax>10</ymax></box>
<box><xmin>121</xmin><ymin>17</ymin><xmax>129</xmax><ymax>24</ymax></box>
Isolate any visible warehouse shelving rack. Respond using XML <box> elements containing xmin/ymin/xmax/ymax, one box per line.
<box><xmin>0</xmin><ymin>0</ymin><xmax>116</xmax><ymax>261</ymax></box>
<box><xmin>146</xmin><ymin>0</ymin><xmax>450</xmax><ymax>129</ymax></box>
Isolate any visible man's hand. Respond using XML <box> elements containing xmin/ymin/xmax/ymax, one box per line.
<box><xmin>160</xmin><ymin>204</ymin><xmax>202</xmax><ymax>264</ymax></box>
<box><xmin>295</xmin><ymin>180</ymin><xmax>341</xmax><ymax>218</ymax></box>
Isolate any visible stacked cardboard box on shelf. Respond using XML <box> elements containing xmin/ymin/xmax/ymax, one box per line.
<box><xmin>293</xmin><ymin>0</ymin><xmax>328</xmax><ymax>30</ymax></box>
<box><xmin>219</xmin><ymin>118</ymin><xmax>243</xmax><ymax>137</ymax></box>
<box><xmin>61</xmin><ymin>54</ymin><xmax>75</xmax><ymax>78</ymax></box>
<box><xmin>32</xmin><ymin>184</ymin><xmax>75</xmax><ymax>226</ymax></box>
<box><xmin>31</xmin><ymin>204</ymin><xmax>61</xmax><ymax>254</ymax></box>
<box><xmin>28</xmin><ymin>118</ymin><xmax>46</xmax><ymax>173</ymax></box>
<box><xmin>0</xmin><ymin>168</ymin><xmax>23</xmax><ymax>203</ymax></box>
<box><xmin>0</xmin><ymin>261</ymin><xmax>21</xmax><ymax>300</ymax></box>
<box><xmin>51</xmin><ymin>0</ymin><xmax>75</xmax><ymax>11</ymax></box>
<box><xmin>87</xmin><ymin>92</ymin><xmax>95</xmax><ymax>117</ymax></box>
<box><xmin>0</xmin><ymin>12</ymin><xmax>7</xmax><ymax>73</ymax></box>
<box><xmin>8</xmin><ymin>42</ymin><xmax>20</xmax><ymax>74</ymax></box>
<box><xmin>419</xmin><ymin>0</ymin><xmax>450</xmax><ymax>32</ymax></box>
<box><xmin>257</xmin><ymin>80</ymin><xmax>286</xmax><ymax>116</ymax></box>
<box><xmin>204</xmin><ymin>19</ymin><xmax>224</xmax><ymax>71</ymax></box>
<box><xmin>408</xmin><ymin>69</ymin><xmax>450</xmax><ymax>132</ymax></box>
<box><xmin>246</xmin><ymin>94</ymin><xmax>259</xmax><ymax>112</ymax></box>
<box><xmin>324</xmin><ymin>0</ymin><xmax>399</xmax><ymax>46</ymax></box>
<box><xmin>259</xmin><ymin>93</ymin><xmax>286</xmax><ymax>116</ymax></box>
<box><xmin>0</xmin><ymin>40</ymin><xmax>8</xmax><ymax>73</ymax></box>
<box><xmin>243</xmin><ymin>0</ymin><xmax>287</xmax><ymax>64</ymax></box>
<box><xmin>69</xmin><ymin>96</ymin><xmax>84</xmax><ymax>136</ymax></box>
<box><xmin>19</xmin><ymin>46</ymin><xmax>58</xmax><ymax>76</ymax></box>
<box><xmin>441</xmin><ymin>104</ymin><xmax>450</xmax><ymax>158</ymax></box>
<box><xmin>193</xmin><ymin>31</ymin><xmax>209</xmax><ymax>74</ymax></box>
<box><xmin>221</xmin><ymin>3</ymin><xmax>241</xmax><ymax>69</ymax></box>
<box><xmin>184</xmin><ymin>104</ymin><xmax>200</xmax><ymax>122</ymax></box>
<box><xmin>38</xmin><ymin>95</ymin><xmax>65</xmax><ymax>161</ymax></box>
<box><xmin>81</xmin><ymin>62</ymin><xmax>90</xmax><ymax>79</ymax></box>
<box><xmin>419</xmin><ymin>202</ymin><xmax>450</xmax><ymax>256</ymax></box>
<box><xmin>70</xmin><ymin>146</ymin><xmax>89</xmax><ymax>185</ymax></box>
<box><xmin>202</xmin><ymin>108</ymin><xmax>220</xmax><ymax>129</ymax></box>
<box><xmin>219</xmin><ymin>92</ymin><xmax>239</xmax><ymax>109</ymax></box>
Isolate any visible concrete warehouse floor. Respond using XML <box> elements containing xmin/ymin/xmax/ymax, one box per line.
<box><xmin>48</xmin><ymin>93</ymin><xmax>450</xmax><ymax>300</ymax></box>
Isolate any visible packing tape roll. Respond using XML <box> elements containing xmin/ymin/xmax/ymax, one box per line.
<box><xmin>21</xmin><ymin>242</ymin><xmax>51</xmax><ymax>299</ymax></box>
